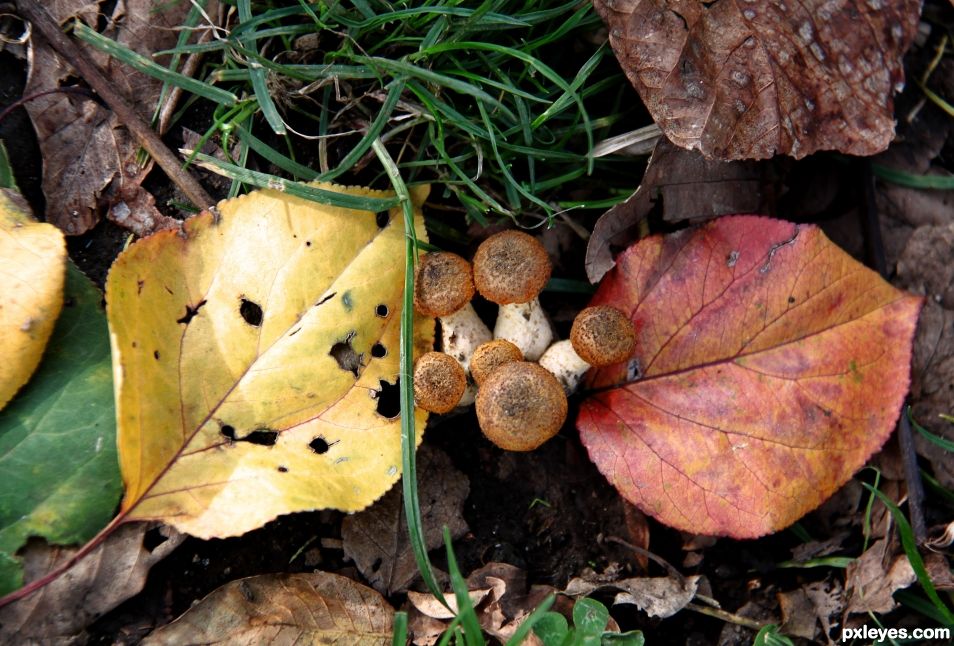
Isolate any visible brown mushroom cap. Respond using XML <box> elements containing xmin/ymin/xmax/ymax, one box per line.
<box><xmin>472</xmin><ymin>230</ymin><xmax>551</xmax><ymax>305</ymax></box>
<box><xmin>413</xmin><ymin>352</ymin><xmax>467</xmax><ymax>414</ymax></box>
<box><xmin>470</xmin><ymin>339</ymin><xmax>524</xmax><ymax>386</ymax></box>
<box><xmin>570</xmin><ymin>305</ymin><xmax>636</xmax><ymax>367</ymax></box>
<box><xmin>475</xmin><ymin>362</ymin><xmax>567</xmax><ymax>451</ymax></box>
<box><xmin>414</xmin><ymin>252</ymin><xmax>475</xmax><ymax>317</ymax></box>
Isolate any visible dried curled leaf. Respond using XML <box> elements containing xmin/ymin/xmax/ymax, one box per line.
<box><xmin>143</xmin><ymin>572</ymin><xmax>393</xmax><ymax>645</ymax></box>
<box><xmin>0</xmin><ymin>189</ymin><xmax>65</xmax><ymax>408</ymax></box>
<box><xmin>106</xmin><ymin>184</ymin><xmax>434</xmax><ymax>538</ymax></box>
<box><xmin>594</xmin><ymin>0</ymin><xmax>920</xmax><ymax>159</ymax></box>
<box><xmin>578</xmin><ymin>216</ymin><xmax>921</xmax><ymax>538</ymax></box>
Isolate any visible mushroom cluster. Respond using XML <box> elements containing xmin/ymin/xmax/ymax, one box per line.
<box><xmin>412</xmin><ymin>230</ymin><xmax>635</xmax><ymax>452</ymax></box>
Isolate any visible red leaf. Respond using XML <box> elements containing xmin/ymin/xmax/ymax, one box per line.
<box><xmin>577</xmin><ymin>216</ymin><xmax>921</xmax><ymax>538</ymax></box>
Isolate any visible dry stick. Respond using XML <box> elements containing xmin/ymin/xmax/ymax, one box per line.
<box><xmin>16</xmin><ymin>0</ymin><xmax>214</xmax><ymax>212</ymax></box>
<box><xmin>604</xmin><ymin>536</ymin><xmax>688</xmax><ymax>587</ymax></box>
<box><xmin>860</xmin><ymin>159</ymin><xmax>927</xmax><ymax>544</ymax></box>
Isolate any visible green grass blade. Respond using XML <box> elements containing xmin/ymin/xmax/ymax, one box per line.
<box><xmin>237</xmin><ymin>0</ymin><xmax>286</xmax><ymax>135</ymax></box>
<box><xmin>73</xmin><ymin>22</ymin><xmax>237</xmax><ymax>106</ymax></box>
<box><xmin>235</xmin><ymin>126</ymin><xmax>318</xmax><ymax>180</ymax></box>
<box><xmin>319</xmin><ymin>79</ymin><xmax>407</xmax><ymax>181</ymax></box>
<box><xmin>392</xmin><ymin>611</ymin><xmax>408</xmax><ymax>646</ymax></box>
<box><xmin>909</xmin><ymin>409</ymin><xmax>954</xmax><ymax>452</ymax></box>
<box><xmin>372</xmin><ymin>139</ymin><xmax>449</xmax><ymax>610</ymax></box>
<box><xmin>444</xmin><ymin>527</ymin><xmax>486</xmax><ymax>645</ymax></box>
<box><xmin>872</xmin><ymin>163</ymin><xmax>954</xmax><ymax>190</ymax></box>
<box><xmin>862</xmin><ymin>483</ymin><xmax>954</xmax><ymax>625</ymax></box>
<box><xmin>504</xmin><ymin>594</ymin><xmax>555</xmax><ymax>646</ymax></box>
<box><xmin>189</xmin><ymin>152</ymin><xmax>399</xmax><ymax>210</ymax></box>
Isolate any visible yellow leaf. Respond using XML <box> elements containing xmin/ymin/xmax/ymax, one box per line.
<box><xmin>0</xmin><ymin>189</ymin><xmax>65</xmax><ymax>409</ymax></box>
<box><xmin>106</xmin><ymin>183</ymin><xmax>434</xmax><ymax>538</ymax></box>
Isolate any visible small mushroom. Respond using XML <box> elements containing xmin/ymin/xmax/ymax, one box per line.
<box><xmin>413</xmin><ymin>251</ymin><xmax>475</xmax><ymax>317</ymax></box>
<box><xmin>472</xmin><ymin>230</ymin><xmax>554</xmax><ymax>361</ymax></box>
<box><xmin>570</xmin><ymin>305</ymin><xmax>635</xmax><ymax>367</ymax></box>
<box><xmin>470</xmin><ymin>339</ymin><xmax>523</xmax><ymax>386</ymax></box>
<box><xmin>413</xmin><ymin>351</ymin><xmax>467</xmax><ymax>414</ymax></box>
<box><xmin>475</xmin><ymin>361</ymin><xmax>567</xmax><ymax>451</ymax></box>
<box><xmin>413</xmin><ymin>251</ymin><xmax>490</xmax><ymax>406</ymax></box>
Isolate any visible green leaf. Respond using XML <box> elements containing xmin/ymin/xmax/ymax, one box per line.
<box><xmin>532</xmin><ymin>612</ymin><xmax>569</xmax><ymax>646</ymax></box>
<box><xmin>601</xmin><ymin>631</ymin><xmax>645</xmax><ymax>645</ymax></box>
<box><xmin>752</xmin><ymin>624</ymin><xmax>794</xmax><ymax>646</ymax></box>
<box><xmin>0</xmin><ymin>263</ymin><xmax>122</xmax><ymax>594</ymax></box>
<box><xmin>573</xmin><ymin>598</ymin><xmax>610</xmax><ymax>643</ymax></box>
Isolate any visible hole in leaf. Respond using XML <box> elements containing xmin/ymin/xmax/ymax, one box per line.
<box><xmin>240</xmin><ymin>299</ymin><xmax>263</xmax><ymax>327</ymax></box>
<box><xmin>244</xmin><ymin>429</ymin><xmax>278</xmax><ymax>446</ymax></box>
<box><xmin>376</xmin><ymin>212</ymin><xmax>389</xmax><ymax>228</ymax></box>
<box><xmin>374</xmin><ymin>379</ymin><xmax>401</xmax><ymax>419</ymax></box>
<box><xmin>64</xmin><ymin>297</ymin><xmax>75</xmax><ymax>308</ymax></box>
<box><xmin>176</xmin><ymin>299</ymin><xmax>206</xmax><ymax>325</ymax></box>
<box><xmin>788</xmin><ymin>296</ymin><xmax>796</xmax><ymax>304</ymax></box>
<box><xmin>143</xmin><ymin>527</ymin><xmax>169</xmax><ymax>553</ymax></box>
<box><xmin>371</xmin><ymin>343</ymin><xmax>387</xmax><ymax>358</ymax></box>
<box><xmin>341</xmin><ymin>291</ymin><xmax>353</xmax><ymax>311</ymax></box>
<box><xmin>309</xmin><ymin>437</ymin><xmax>330</xmax><ymax>454</ymax></box>
<box><xmin>316</xmin><ymin>292</ymin><xmax>336</xmax><ymax>307</ymax></box>
<box><xmin>329</xmin><ymin>332</ymin><xmax>362</xmax><ymax>378</ymax></box>
<box><xmin>220</xmin><ymin>425</ymin><xmax>236</xmax><ymax>440</ymax></box>
<box><xmin>375</xmin><ymin>304</ymin><xmax>388</xmax><ymax>317</ymax></box>
<box><xmin>153</xmin><ymin>350</ymin><xmax>160</xmax><ymax>360</ymax></box>
<box><xmin>306</xmin><ymin>240</ymin><xmax>312</xmax><ymax>247</ymax></box>
<box><xmin>277</xmin><ymin>465</ymin><xmax>288</xmax><ymax>473</ymax></box>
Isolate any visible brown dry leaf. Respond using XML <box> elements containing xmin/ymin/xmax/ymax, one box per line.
<box><xmin>778</xmin><ymin>578</ymin><xmax>844</xmax><ymax>642</ymax></box>
<box><xmin>142</xmin><ymin>571</ymin><xmax>393</xmax><ymax>645</ymax></box>
<box><xmin>0</xmin><ymin>522</ymin><xmax>183</xmax><ymax>644</ymax></box>
<box><xmin>342</xmin><ymin>445</ymin><xmax>469</xmax><ymax>595</ymax></box>
<box><xmin>23</xmin><ymin>0</ymin><xmax>191</xmax><ymax>234</ymax></box>
<box><xmin>584</xmin><ymin>137</ymin><xmax>770</xmax><ymax>282</ymax></box>
<box><xmin>564</xmin><ymin>571</ymin><xmax>699</xmax><ymax>618</ymax></box>
<box><xmin>778</xmin><ymin>588</ymin><xmax>818</xmax><ymax>640</ymax></box>
<box><xmin>406</xmin><ymin>563</ymin><xmax>558</xmax><ymax>646</ymax></box>
<box><xmin>407</xmin><ymin>589</ymin><xmax>493</xmax><ymax>620</ymax></box>
<box><xmin>845</xmin><ymin>538</ymin><xmax>916</xmax><ymax>615</ymax></box>
<box><xmin>594</xmin><ymin>0</ymin><xmax>920</xmax><ymax>160</ymax></box>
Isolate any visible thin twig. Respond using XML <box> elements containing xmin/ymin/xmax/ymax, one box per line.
<box><xmin>604</xmin><ymin>535</ymin><xmax>689</xmax><ymax>589</ymax></box>
<box><xmin>16</xmin><ymin>0</ymin><xmax>214</xmax><ymax>211</ymax></box>
<box><xmin>860</xmin><ymin>159</ymin><xmax>927</xmax><ymax>544</ymax></box>
<box><xmin>684</xmin><ymin>602</ymin><xmax>765</xmax><ymax>631</ymax></box>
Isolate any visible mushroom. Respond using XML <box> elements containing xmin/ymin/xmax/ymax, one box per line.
<box><xmin>570</xmin><ymin>305</ymin><xmax>635</xmax><ymax>366</ymax></box>
<box><xmin>413</xmin><ymin>351</ymin><xmax>467</xmax><ymax>414</ymax></box>
<box><xmin>475</xmin><ymin>361</ymin><xmax>567</xmax><ymax>451</ymax></box>
<box><xmin>470</xmin><ymin>339</ymin><xmax>523</xmax><ymax>387</ymax></box>
<box><xmin>413</xmin><ymin>251</ymin><xmax>491</xmax><ymax>406</ymax></box>
<box><xmin>472</xmin><ymin>230</ymin><xmax>554</xmax><ymax>361</ymax></box>
<box><xmin>538</xmin><ymin>305</ymin><xmax>635</xmax><ymax>395</ymax></box>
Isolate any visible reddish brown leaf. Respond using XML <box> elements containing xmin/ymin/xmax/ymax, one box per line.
<box><xmin>593</xmin><ymin>0</ymin><xmax>920</xmax><ymax>160</ymax></box>
<box><xmin>577</xmin><ymin>216</ymin><xmax>921</xmax><ymax>537</ymax></box>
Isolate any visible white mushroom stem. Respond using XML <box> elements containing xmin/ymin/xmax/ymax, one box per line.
<box><xmin>493</xmin><ymin>298</ymin><xmax>553</xmax><ymax>361</ymax></box>
<box><xmin>439</xmin><ymin>302</ymin><xmax>491</xmax><ymax>406</ymax></box>
<box><xmin>538</xmin><ymin>339</ymin><xmax>590</xmax><ymax>394</ymax></box>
